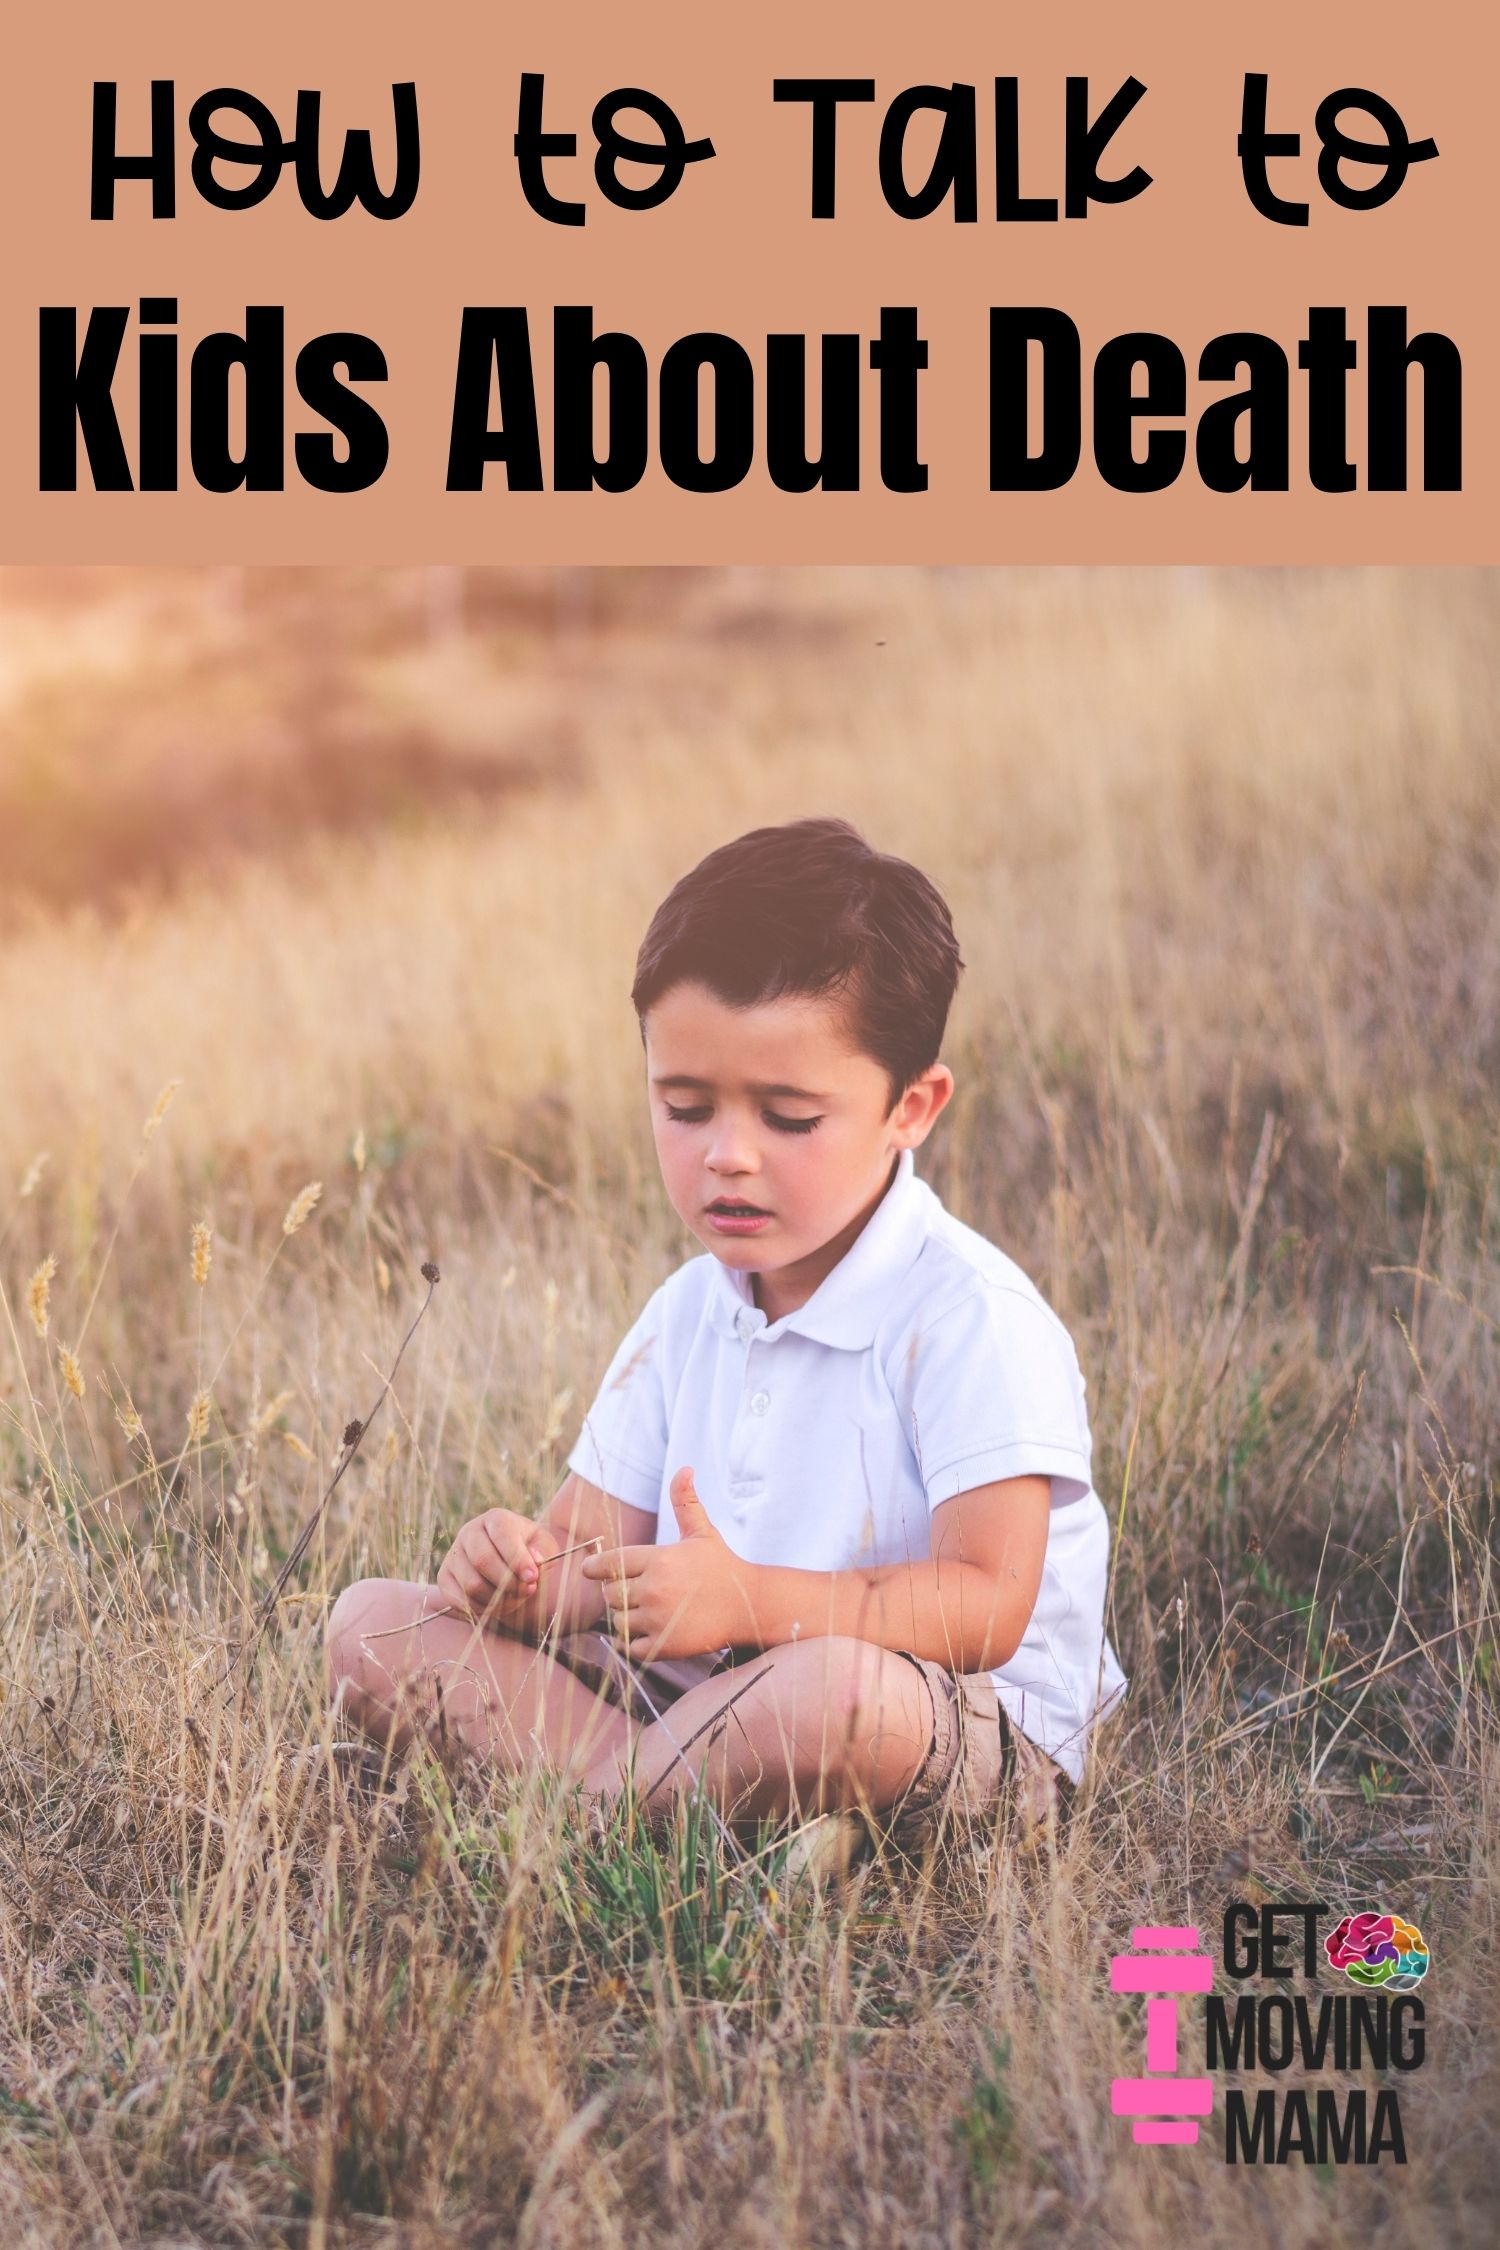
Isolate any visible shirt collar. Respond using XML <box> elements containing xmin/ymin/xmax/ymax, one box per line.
<box><xmin>706</xmin><ymin>1149</ymin><xmax>935</xmax><ymax>1351</ymax></box>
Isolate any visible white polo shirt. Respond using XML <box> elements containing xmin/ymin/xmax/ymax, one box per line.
<box><xmin>567</xmin><ymin>1149</ymin><xmax>1128</xmax><ymax>1781</ymax></box>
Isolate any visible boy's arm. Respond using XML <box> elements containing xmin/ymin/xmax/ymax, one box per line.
<box><xmin>745</xmin><ymin>1475</ymin><xmax>1052</xmax><ymax>1671</ymax></box>
<box><xmin>585</xmin><ymin>1470</ymin><xmax>1051</xmax><ymax>1672</ymax></box>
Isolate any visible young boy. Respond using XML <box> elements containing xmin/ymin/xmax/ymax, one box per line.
<box><xmin>326</xmin><ymin>818</ymin><xmax>1127</xmax><ymax>1848</ymax></box>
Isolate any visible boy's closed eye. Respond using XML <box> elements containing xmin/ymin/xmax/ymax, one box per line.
<box><xmin>664</xmin><ymin>1101</ymin><xmax>822</xmax><ymax>1135</ymax></box>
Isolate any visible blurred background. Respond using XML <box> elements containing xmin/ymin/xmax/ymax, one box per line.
<box><xmin>3</xmin><ymin>563</ymin><xmax>1495</xmax><ymax>1187</ymax></box>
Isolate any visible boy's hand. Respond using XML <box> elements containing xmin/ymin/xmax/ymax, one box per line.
<box><xmin>580</xmin><ymin>1468</ymin><xmax>762</xmax><ymax>1661</ymax></box>
<box><xmin>435</xmin><ymin>1508</ymin><xmax>565</xmax><ymax>1629</ymax></box>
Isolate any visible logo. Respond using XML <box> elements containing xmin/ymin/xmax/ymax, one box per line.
<box><xmin>1109</xmin><ymin>1925</ymin><xmax>1215</xmax><ymax>2145</ymax></box>
<box><xmin>1111</xmin><ymin>1903</ymin><xmax>1429</xmax><ymax>2164</ymax></box>
<box><xmin>1324</xmin><ymin>1911</ymin><xmax>1430</xmax><ymax>1991</ymax></box>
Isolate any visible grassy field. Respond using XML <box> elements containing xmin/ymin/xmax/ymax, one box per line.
<box><xmin>0</xmin><ymin>566</ymin><xmax>1496</xmax><ymax>2247</ymax></box>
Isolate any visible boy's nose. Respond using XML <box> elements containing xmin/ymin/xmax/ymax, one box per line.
<box><xmin>707</xmin><ymin>1150</ymin><xmax>756</xmax><ymax>1178</ymax></box>
<box><xmin>706</xmin><ymin>1128</ymin><xmax>758</xmax><ymax>1175</ymax></box>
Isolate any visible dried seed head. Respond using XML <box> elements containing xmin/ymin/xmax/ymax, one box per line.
<box><xmin>540</xmin><ymin>1387</ymin><xmax>575</xmax><ymax>1448</ymax></box>
<box><xmin>255</xmin><ymin>1389</ymin><xmax>294</xmax><ymax>1435</ymax></box>
<box><xmin>57</xmin><ymin>1346</ymin><xmax>85</xmax><ymax>1401</ymax></box>
<box><xmin>142</xmin><ymin>1080</ymin><xmax>182</xmax><ymax>1142</ymax></box>
<box><xmin>116</xmin><ymin>1395</ymin><xmax>144</xmax><ymax>1443</ymax></box>
<box><xmin>343</xmin><ymin>1419</ymin><xmax>364</xmax><ymax>1448</ymax></box>
<box><xmin>282</xmin><ymin>1181</ymin><xmax>323</xmax><ymax>1238</ymax></box>
<box><xmin>191</xmin><ymin>1221</ymin><xmax>213</xmax><ymax>1288</ymax></box>
<box><xmin>351</xmin><ymin>1128</ymin><xmax>367</xmax><ymax>1175</ymax></box>
<box><xmin>19</xmin><ymin>1152</ymin><xmax>49</xmax><ymax>1200</ymax></box>
<box><xmin>375</xmin><ymin>1256</ymin><xmax>391</xmax><ymax>1297</ymax></box>
<box><xmin>27</xmin><ymin>1255</ymin><xmax>57</xmax><ymax>1339</ymax></box>
<box><xmin>186</xmin><ymin>1389</ymin><xmax>212</xmax><ymax>1443</ymax></box>
<box><xmin>421</xmin><ymin>1260</ymin><xmax>440</xmax><ymax>1285</ymax></box>
<box><xmin>283</xmin><ymin>1431</ymin><xmax>314</xmax><ymax>1463</ymax></box>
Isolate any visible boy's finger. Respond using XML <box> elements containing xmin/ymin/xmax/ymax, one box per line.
<box><xmin>582</xmin><ymin>1545</ymin><xmax>641</xmax><ymax>1579</ymax></box>
<box><xmin>438</xmin><ymin>1551</ymin><xmax>479</xmax><ymax>1597</ymax></box>
<box><xmin>452</xmin><ymin>1539</ymin><xmax>521</xmax><ymax>1611</ymax></box>
<box><xmin>524</xmin><ymin>1522</ymin><xmax>563</xmax><ymax>1564</ymax></box>
<box><xmin>478</xmin><ymin>1517</ymin><xmax>537</xmax><ymax>1589</ymax></box>
<box><xmin>593</xmin><ymin>1548</ymin><xmax>652</xmax><ymax>1602</ymax></box>
<box><xmin>480</xmin><ymin>1512</ymin><xmax>531</xmax><ymax>1566</ymax></box>
<box><xmin>441</xmin><ymin>1568</ymin><xmax>488</xmax><ymax>1619</ymax></box>
<box><xmin>604</xmin><ymin>1547</ymin><xmax>651</xmax><ymax>1578</ymax></box>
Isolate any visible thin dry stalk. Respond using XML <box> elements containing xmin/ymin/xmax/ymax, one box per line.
<box><xmin>220</xmin><ymin>1260</ymin><xmax>443</xmax><ymax>1694</ymax></box>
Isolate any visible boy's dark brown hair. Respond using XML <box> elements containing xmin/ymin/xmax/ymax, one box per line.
<box><xmin>631</xmin><ymin>817</ymin><xmax>964</xmax><ymax>1108</ymax></box>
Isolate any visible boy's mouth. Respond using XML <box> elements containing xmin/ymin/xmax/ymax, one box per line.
<box><xmin>705</xmin><ymin>1196</ymin><xmax>773</xmax><ymax>1236</ymax></box>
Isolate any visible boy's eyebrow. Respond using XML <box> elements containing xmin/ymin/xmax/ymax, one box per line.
<box><xmin>651</xmin><ymin>1073</ymin><xmax>830</xmax><ymax>1101</ymax></box>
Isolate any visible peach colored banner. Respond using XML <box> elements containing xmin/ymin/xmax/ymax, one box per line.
<box><xmin>1</xmin><ymin>1</ymin><xmax>1491</xmax><ymax>560</ymax></box>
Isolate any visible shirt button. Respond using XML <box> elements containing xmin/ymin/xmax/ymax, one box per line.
<box><xmin>749</xmin><ymin>1389</ymin><xmax>770</xmax><ymax>1416</ymax></box>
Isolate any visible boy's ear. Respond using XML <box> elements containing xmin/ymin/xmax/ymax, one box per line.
<box><xmin>891</xmin><ymin>1063</ymin><xmax>954</xmax><ymax>1147</ymax></box>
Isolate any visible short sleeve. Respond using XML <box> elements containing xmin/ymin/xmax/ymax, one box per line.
<box><xmin>565</xmin><ymin>1287</ymin><xmax>669</xmax><ymax>1514</ymax></box>
<box><xmin>902</xmin><ymin>1284</ymin><xmax>1094</xmax><ymax>1511</ymax></box>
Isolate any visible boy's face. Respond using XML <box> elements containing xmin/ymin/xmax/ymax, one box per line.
<box><xmin>642</xmin><ymin>979</ymin><xmax>953</xmax><ymax>1317</ymax></box>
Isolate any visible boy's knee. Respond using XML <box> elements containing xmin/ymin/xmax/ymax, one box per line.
<box><xmin>325</xmin><ymin>1576</ymin><xmax>426</xmax><ymax>1712</ymax></box>
<box><xmin>773</xmin><ymin>1634</ymin><xmax>889</xmax><ymax>1750</ymax></box>
<box><xmin>800</xmin><ymin>1636</ymin><xmax>927</xmax><ymax>1780</ymax></box>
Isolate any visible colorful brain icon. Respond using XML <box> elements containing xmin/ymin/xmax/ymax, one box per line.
<box><xmin>1324</xmin><ymin>1911</ymin><xmax>1430</xmax><ymax>1990</ymax></box>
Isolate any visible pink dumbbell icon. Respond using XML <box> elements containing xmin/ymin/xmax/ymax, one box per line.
<box><xmin>1110</xmin><ymin>1924</ymin><xmax>1214</xmax><ymax>2144</ymax></box>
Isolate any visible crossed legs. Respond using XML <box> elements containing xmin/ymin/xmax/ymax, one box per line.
<box><xmin>325</xmin><ymin>1577</ymin><xmax>937</xmax><ymax>1830</ymax></box>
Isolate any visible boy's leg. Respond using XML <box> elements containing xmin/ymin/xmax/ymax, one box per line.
<box><xmin>325</xmin><ymin>1578</ymin><xmax>636</xmax><ymax>1781</ymax></box>
<box><xmin>581</xmin><ymin>1633</ymin><xmax>935</xmax><ymax>1828</ymax></box>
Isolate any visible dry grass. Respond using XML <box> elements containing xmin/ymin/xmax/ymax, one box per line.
<box><xmin>0</xmin><ymin>567</ymin><xmax>1496</xmax><ymax>2246</ymax></box>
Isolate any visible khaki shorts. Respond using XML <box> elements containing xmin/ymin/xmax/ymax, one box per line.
<box><xmin>543</xmin><ymin>1627</ymin><xmax>744</xmax><ymax>1726</ymax></box>
<box><xmin>544</xmin><ymin>1630</ymin><xmax>1072</xmax><ymax>1837</ymax></box>
<box><xmin>882</xmin><ymin>1649</ymin><xmax>1075</xmax><ymax>1840</ymax></box>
